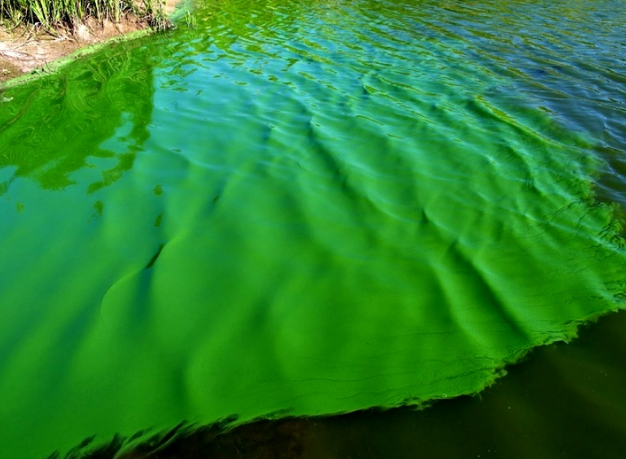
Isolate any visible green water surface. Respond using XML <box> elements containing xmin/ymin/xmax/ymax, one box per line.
<box><xmin>1</xmin><ymin>0</ymin><xmax>626</xmax><ymax>457</ymax></box>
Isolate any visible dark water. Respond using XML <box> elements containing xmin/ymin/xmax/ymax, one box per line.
<box><xmin>1</xmin><ymin>0</ymin><xmax>626</xmax><ymax>458</ymax></box>
<box><xmin>303</xmin><ymin>310</ymin><xmax>626</xmax><ymax>459</ymax></box>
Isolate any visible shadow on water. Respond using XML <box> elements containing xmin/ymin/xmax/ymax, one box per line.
<box><xmin>0</xmin><ymin>39</ymin><xmax>156</xmax><ymax>196</ymax></box>
<box><xmin>48</xmin><ymin>310</ymin><xmax>626</xmax><ymax>459</ymax></box>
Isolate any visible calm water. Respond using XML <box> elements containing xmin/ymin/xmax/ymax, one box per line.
<box><xmin>1</xmin><ymin>0</ymin><xmax>626</xmax><ymax>458</ymax></box>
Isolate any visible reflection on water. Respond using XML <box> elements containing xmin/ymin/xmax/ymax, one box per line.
<box><xmin>0</xmin><ymin>40</ymin><xmax>155</xmax><ymax>195</ymax></box>
<box><xmin>1</xmin><ymin>0</ymin><xmax>626</xmax><ymax>458</ymax></box>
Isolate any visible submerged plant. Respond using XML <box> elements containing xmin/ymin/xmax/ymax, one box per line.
<box><xmin>184</xmin><ymin>9</ymin><xmax>195</xmax><ymax>28</ymax></box>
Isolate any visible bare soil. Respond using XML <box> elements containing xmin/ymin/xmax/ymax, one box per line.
<box><xmin>0</xmin><ymin>1</ymin><xmax>181</xmax><ymax>85</ymax></box>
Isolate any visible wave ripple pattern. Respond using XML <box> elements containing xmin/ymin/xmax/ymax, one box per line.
<box><xmin>1</xmin><ymin>0</ymin><xmax>626</xmax><ymax>457</ymax></box>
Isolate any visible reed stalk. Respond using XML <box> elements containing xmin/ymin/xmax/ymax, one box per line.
<box><xmin>0</xmin><ymin>0</ymin><xmax>167</xmax><ymax>31</ymax></box>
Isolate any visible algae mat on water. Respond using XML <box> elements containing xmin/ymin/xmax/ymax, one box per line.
<box><xmin>1</xmin><ymin>0</ymin><xmax>626</xmax><ymax>457</ymax></box>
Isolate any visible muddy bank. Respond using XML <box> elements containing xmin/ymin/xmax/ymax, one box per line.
<box><xmin>0</xmin><ymin>0</ymin><xmax>183</xmax><ymax>85</ymax></box>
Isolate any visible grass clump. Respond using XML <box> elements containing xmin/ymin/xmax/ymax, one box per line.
<box><xmin>0</xmin><ymin>0</ymin><xmax>169</xmax><ymax>31</ymax></box>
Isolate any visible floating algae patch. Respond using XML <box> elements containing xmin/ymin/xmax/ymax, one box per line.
<box><xmin>55</xmin><ymin>311</ymin><xmax>626</xmax><ymax>459</ymax></box>
<box><xmin>1</xmin><ymin>0</ymin><xmax>626</xmax><ymax>457</ymax></box>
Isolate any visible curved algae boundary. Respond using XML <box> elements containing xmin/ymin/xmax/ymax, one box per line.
<box><xmin>2</xmin><ymin>1</ymin><xmax>626</xmax><ymax>455</ymax></box>
<box><xmin>44</xmin><ymin>304</ymin><xmax>626</xmax><ymax>459</ymax></box>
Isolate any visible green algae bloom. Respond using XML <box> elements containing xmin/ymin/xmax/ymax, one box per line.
<box><xmin>1</xmin><ymin>0</ymin><xmax>626</xmax><ymax>457</ymax></box>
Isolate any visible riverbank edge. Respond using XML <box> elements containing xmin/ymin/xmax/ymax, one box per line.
<box><xmin>0</xmin><ymin>0</ymin><xmax>190</xmax><ymax>89</ymax></box>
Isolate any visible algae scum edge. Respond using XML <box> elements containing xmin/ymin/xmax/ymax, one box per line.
<box><xmin>1</xmin><ymin>0</ymin><xmax>626</xmax><ymax>457</ymax></box>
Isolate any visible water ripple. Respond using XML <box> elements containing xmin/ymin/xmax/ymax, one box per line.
<box><xmin>1</xmin><ymin>1</ymin><xmax>626</xmax><ymax>458</ymax></box>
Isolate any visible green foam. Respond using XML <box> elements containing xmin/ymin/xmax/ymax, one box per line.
<box><xmin>1</xmin><ymin>0</ymin><xmax>625</xmax><ymax>457</ymax></box>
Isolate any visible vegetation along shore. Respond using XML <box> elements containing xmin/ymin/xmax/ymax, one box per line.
<box><xmin>0</xmin><ymin>0</ymin><xmax>183</xmax><ymax>85</ymax></box>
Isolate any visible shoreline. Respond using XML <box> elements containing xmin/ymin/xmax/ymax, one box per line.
<box><xmin>0</xmin><ymin>0</ymin><xmax>187</xmax><ymax>87</ymax></box>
